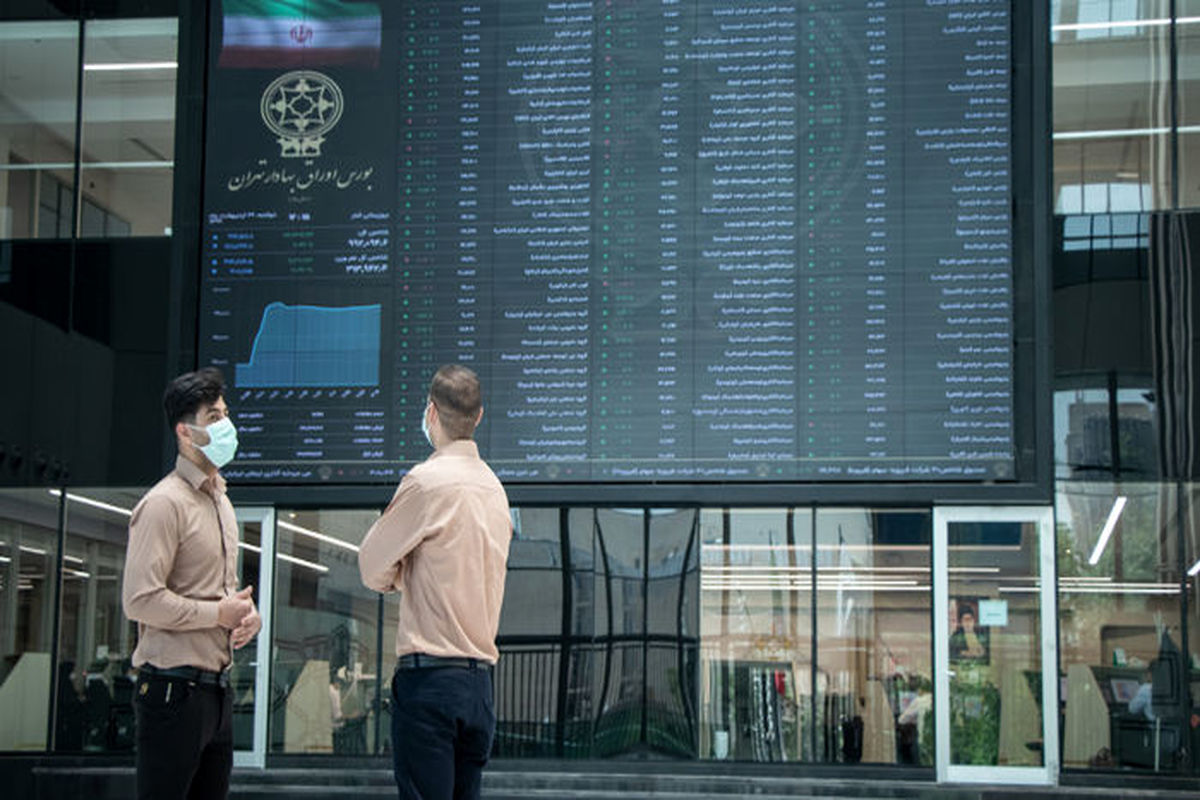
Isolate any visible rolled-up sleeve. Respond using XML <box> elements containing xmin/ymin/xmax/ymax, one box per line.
<box><xmin>122</xmin><ymin>493</ymin><xmax>220</xmax><ymax>631</ymax></box>
<box><xmin>359</xmin><ymin>474</ymin><xmax>428</xmax><ymax>593</ymax></box>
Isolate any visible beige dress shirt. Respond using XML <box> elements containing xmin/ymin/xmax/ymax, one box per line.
<box><xmin>359</xmin><ymin>439</ymin><xmax>511</xmax><ymax>663</ymax></box>
<box><xmin>122</xmin><ymin>455</ymin><xmax>239</xmax><ymax>672</ymax></box>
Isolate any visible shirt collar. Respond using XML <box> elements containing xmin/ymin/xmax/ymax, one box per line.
<box><xmin>431</xmin><ymin>439</ymin><xmax>480</xmax><ymax>460</ymax></box>
<box><xmin>175</xmin><ymin>454</ymin><xmax>226</xmax><ymax>497</ymax></box>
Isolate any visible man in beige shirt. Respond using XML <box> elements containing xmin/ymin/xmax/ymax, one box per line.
<box><xmin>122</xmin><ymin>367</ymin><xmax>261</xmax><ymax>800</ymax></box>
<box><xmin>359</xmin><ymin>364</ymin><xmax>511</xmax><ymax>800</ymax></box>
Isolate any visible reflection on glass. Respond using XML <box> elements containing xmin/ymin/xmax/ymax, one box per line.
<box><xmin>0</xmin><ymin>21</ymin><xmax>79</xmax><ymax>239</ymax></box>
<box><xmin>815</xmin><ymin>510</ymin><xmax>932</xmax><ymax>766</ymax></box>
<box><xmin>489</xmin><ymin>508</ymin><xmax>698</xmax><ymax>760</ymax></box>
<box><xmin>1058</xmin><ymin>483</ymin><xmax>1192</xmax><ymax>772</ymax></box>
<box><xmin>0</xmin><ymin>489</ymin><xmax>61</xmax><ymax>750</ymax></box>
<box><xmin>1053</xmin><ymin>386</ymin><xmax>1158</xmax><ymax>481</ymax></box>
<box><xmin>271</xmin><ymin>509</ymin><xmax>380</xmax><ymax>754</ymax></box>
<box><xmin>639</xmin><ymin>510</ymin><xmax>698</xmax><ymax>757</ymax></box>
<box><xmin>80</xmin><ymin>19</ymin><xmax>177</xmax><ymax>237</ymax></box>
<box><xmin>699</xmin><ymin>509</ymin><xmax>813</xmax><ymax>762</ymax></box>
<box><xmin>491</xmin><ymin>507</ymin><xmax>564</xmax><ymax>758</ymax></box>
<box><xmin>56</xmin><ymin>487</ymin><xmax>142</xmax><ymax>753</ymax></box>
<box><xmin>1052</xmin><ymin>0</ymin><xmax>1174</xmax><ymax>211</ymax></box>
<box><xmin>1186</xmin><ymin>486</ymin><xmax>1200</xmax><ymax>772</ymax></box>
<box><xmin>1178</xmin><ymin>5</ymin><xmax>1200</xmax><ymax>207</ymax></box>
<box><xmin>590</xmin><ymin>508</ymin><xmax>646</xmax><ymax>757</ymax></box>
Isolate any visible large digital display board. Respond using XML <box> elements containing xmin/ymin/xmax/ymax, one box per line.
<box><xmin>200</xmin><ymin>0</ymin><xmax>1020</xmax><ymax>484</ymax></box>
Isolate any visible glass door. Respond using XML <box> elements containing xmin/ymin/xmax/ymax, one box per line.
<box><xmin>231</xmin><ymin>507</ymin><xmax>275</xmax><ymax>769</ymax></box>
<box><xmin>934</xmin><ymin>507</ymin><xmax>1058</xmax><ymax>784</ymax></box>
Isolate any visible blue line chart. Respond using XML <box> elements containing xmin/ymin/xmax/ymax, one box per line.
<box><xmin>235</xmin><ymin>302</ymin><xmax>381</xmax><ymax>388</ymax></box>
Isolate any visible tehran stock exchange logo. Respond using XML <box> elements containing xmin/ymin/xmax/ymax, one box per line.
<box><xmin>260</xmin><ymin>70</ymin><xmax>344</xmax><ymax>158</ymax></box>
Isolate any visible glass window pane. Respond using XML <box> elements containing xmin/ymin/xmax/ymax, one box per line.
<box><xmin>645</xmin><ymin>509</ymin><xmax>699</xmax><ymax>757</ymax></box>
<box><xmin>0</xmin><ymin>21</ymin><xmax>79</xmax><ymax>240</ymax></box>
<box><xmin>1186</xmin><ymin>484</ymin><xmax>1200</xmax><ymax>767</ymax></box>
<box><xmin>589</xmin><ymin>508</ymin><xmax>646</xmax><ymax>757</ymax></box>
<box><xmin>1057</xmin><ymin>482</ymin><xmax>1188</xmax><ymax>772</ymax></box>
<box><xmin>1180</xmin><ymin>6</ymin><xmax>1200</xmax><ymax>208</ymax></box>
<box><xmin>79</xmin><ymin>197</ymin><xmax>104</xmax><ymax>238</ymax></box>
<box><xmin>699</xmin><ymin>508</ymin><xmax>813</xmax><ymax>762</ymax></box>
<box><xmin>54</xmin><ymin>487</ymin><xmax>142</xmax><ymax>753</ymax></box>
<box><xmin>1053</xmin><ymin>2</ymin><xmax>1174</xmax><ymax>210</ymax></box>
<box><xmin>946</xmin><ymin>519</ymin><xmax>1044</xmax><ymax>768</ymax></box>
<box><xmin>79</xmin><ymin>18</ymin><xmax>176</xmax><ymax>237</ymax></box>
<box><xmin>1054</xmin><ymin>387</ymin><xmax>1114</xmax><ymax>479</ymax></box>
<box><xmin>1054</xmin><ymin>386</ymin><xmax>1159</xmax><ymax>481</ymax></box>
<box><xmin>1115</xmin><ymin>387</ymin><xmax>1157</xmax><ymax>476</ymax></box>
<box><xmin>0</xmin><ymin>488</ymin><xmax>61</xmax><ymax>751</ymax></box>
<box><xmin>815</xmin><ymin>509</ymin><xmax>932</xmax><ymax>766</ymax></box>
<box><xmin>271</xmin><ymin>509</ymin><xmax>380</xmax><ymax>755</ymax></box>
<box><xmin>564</xmin><ymin>507</ymin><xmax>597</xmax><ymax>758</ymax></box>
<box><xmin>491</xmin><ymin>507</ymin><xmax>562</xmax><ymax>758</ymax></box>
<box><xmin>499</xmin><ymin>507</ymin><xmax>562</xmax><ymax>639</ymax></box>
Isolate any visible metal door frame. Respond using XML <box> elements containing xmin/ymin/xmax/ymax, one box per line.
<box><xmin>232</xmin><ymin>506</ymin><xmax>275</xmax><ymax>769</ymax></box>
<box><xmin>933</xmin><ymin>506</ymin><xmax>1058</xmax><ymax>784</ymax></box>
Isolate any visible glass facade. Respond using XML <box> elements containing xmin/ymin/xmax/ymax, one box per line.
<box><xmin>1048</xmin><ymin>0</ymin><xmax>1200</xmax><ymax>781</ymax></box>
<box><xmin>55</xmin><ymin>488</ymin><xmax>140</xmax><ymax>753</ymax></box>
<box><xmin>699</xmin><ymin>509</ymin><xmax>934</xmax><ymax>766</ymax></box>
<box><xmin>0</xmin><ymin>15</ymin><xmax>176</xmax><ymax>240</ymax></box>
<box><xmin>1051</xmin><ymin>1</ymin><xmax>1176</xmax><ymax>213</ymax></box>
<box><xmin>1179</xmin><ymin>2</ymin><xmax>1200</xmax><ymax>209</ymax></box>
<box><xmin>1057</xmin><ymin>484</ymin><xmax>1195</xmax><ymax>771</ymax></box>
<box><xmin>814</xmin><ymin>511</ymin><xmax>933</xmax><ymax>766</ymax></box>
<box><xmin>0</xmin><ymin>489</ymin><xmax>60</xmax><ymax>751</ymax></box>
<box><xmin>79</xmin><ymin>18</ymin><xmax>177</xmax><ymax>237</ymax></box>
<box><xmin>270</xmin><ymin>509</ymin><xmax>380</xmax><ymax>755</ymax></box>
<box><xmin>0</xmin><ymin>491</ymin><xmax>1195</xmax><ymax>776</ymax></box>
<box><xmin>700</xmin><ymin>509</ymin><xmax>814</xmax><ymax>762</ymax></box>
<box><xmin>0</xmin><ymin>20</ymin><xmax>79</xmax><ymax>240</ymax></box>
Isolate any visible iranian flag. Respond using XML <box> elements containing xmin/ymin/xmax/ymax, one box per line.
<box><xmin>220</xmin><ymin>0</ymin><xmax>381</xmax><ymax>69</ymax></box>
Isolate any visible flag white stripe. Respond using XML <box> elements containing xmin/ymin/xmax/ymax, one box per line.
<box><xmin>224</xmin><ymin>15</ymin><xmax>380</xmax><ymax>50</ymax></box>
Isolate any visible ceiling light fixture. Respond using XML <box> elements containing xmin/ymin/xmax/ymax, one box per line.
<box><xmin>83</xmin><ymin>61</ymin><xmax>177</xmax><ymax>71</ymax></box>
<box><xmin>1088</xmin><ymin>496</ymin><xmax>1127</xmax><ymax>565</ymax></box>
<box><xmin>278</xmin><ymin>519</ymin><xmax>359</xmax><ymax>553</ymax></box>
<box><xmin>49</xmin><ymin>488</ymin><xmax>132</xmax><ymax>518</ymax></box>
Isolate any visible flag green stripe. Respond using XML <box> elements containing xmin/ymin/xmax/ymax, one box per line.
<box><xmin>224</xmin><ymin>0</ymin><xmax>379</xmax><ymax>21</ymax></box>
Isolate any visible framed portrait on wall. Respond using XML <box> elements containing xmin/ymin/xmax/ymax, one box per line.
<box><xmin>949</xmin><ymin>598</ymin><xmax>991</xmax><ymax>664</ymax></box>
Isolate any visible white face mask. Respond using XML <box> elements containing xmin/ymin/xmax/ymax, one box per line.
<box><xmin>188</xmin><ymin>417</ymin><xmax>238</xmax><ymax>468</ymax></box>
<box><xmin>420</xmin><ymin>403</ymin><xmax>434</xmax><ymax>448</ymax></box>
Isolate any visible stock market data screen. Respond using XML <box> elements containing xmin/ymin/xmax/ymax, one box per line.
<box><xmin>200</xmin><ymin>0</ymin><xmax>1017</xmax><ymax>484</ymax></box>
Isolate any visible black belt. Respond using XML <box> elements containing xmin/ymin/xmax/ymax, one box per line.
<box><xmin>139</xmin><ymin>663</ymin><xmax>231</xmax><ymax>688</ymax></box>
<box><xmin>396</xmin><ymin>653</ymin><xmax>490</xmax><ymax>671</ymax></box>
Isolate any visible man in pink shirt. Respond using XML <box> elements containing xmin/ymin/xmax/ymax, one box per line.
<box><xmin>359</xmin><ymin>365</ymin><xmax>512</xmax><ymax>800</ymax></box>
<box><xmin>122</xmin><ymin>368</ymin><xmax>261</xmax><ymax>799</ymax></box>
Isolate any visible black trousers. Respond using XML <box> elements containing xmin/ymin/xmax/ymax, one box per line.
<box><xmin>391</xmin><ymin>666</ymin><xmax>495</xmax><ymax>800</ymax></box>
<box><xmin>134</xmin><ymin>674</ymin><xmax>233</xmax><ymax>800</ymax></box>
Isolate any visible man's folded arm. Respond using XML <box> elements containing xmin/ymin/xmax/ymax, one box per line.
<box><xmin>359</xmin><ymin>476</ymin><xmax>426</xmax><ymax>593</ymax></box>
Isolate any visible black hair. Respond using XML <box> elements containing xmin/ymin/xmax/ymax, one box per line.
<box><xmin>163</xmin><ymin>367</ymin><xmax>225</xmax><ymax>429</ymax></box>
<box><xmin>429</xmin><ymin>364</ymin><xmax>482</xmax><ymax>440</ymax></box>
